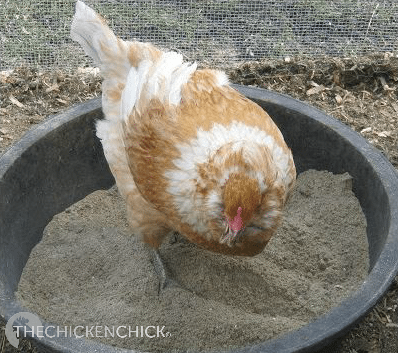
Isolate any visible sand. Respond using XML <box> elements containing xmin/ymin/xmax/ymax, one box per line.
<box><xmin>16</xmin><ymin>170</ymin><xmax>369</xmax><ymax>352</ymax></box>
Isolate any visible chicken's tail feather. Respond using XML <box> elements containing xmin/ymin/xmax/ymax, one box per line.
<box><xmin>71</xmin><ymin>1</ymin><xmax>130</xmax><ymax>78</ymax></box>
<box><xmin>71</xmin><ymin>1</ymin><xmax>136</xmax><ymax>199</ymax></box>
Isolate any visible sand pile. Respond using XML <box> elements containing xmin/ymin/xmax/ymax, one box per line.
<box><xmin>17</xmin><ymin>170</ymin><xmax>369</xmax><ymax>352</ymax></box>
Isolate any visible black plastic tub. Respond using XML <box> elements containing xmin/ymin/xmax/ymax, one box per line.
<box><xmin>1</xmin><ymin>85</ymin><xmax>398</xmax><ymax>353</ymax></box>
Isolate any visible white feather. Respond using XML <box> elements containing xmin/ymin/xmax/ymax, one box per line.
<box><xmin>169</xmin><ymin>62</ymin><xmax>198</xmax><ymax>104</ymax></box>
<box><xmin>70</xmin><ymin>1</ymin><xmax>103</xmax><ymax>65</ymax></box>
<box><xmin>120</xmin><ymin>52</ymin><xmax>197</xmax><ymax>122</ymax></box>
<box><xmin>148</xmin><ymin>52</ymin><xmax>183</xmax><ymax>98</ymax></box>
<box><xmin>215</xmin><ymin>70</ymin><xmax>229</xmax><ymax>86</ymax></box>
<box><xmin>121</xmin><ymin>61</ymin><xmax>152</xmax><ymax>122</ymax></box>
<box><xmin>71</xmin><ymin>1</ymin><xmax>129</xmax><ymax>76</ymax></box>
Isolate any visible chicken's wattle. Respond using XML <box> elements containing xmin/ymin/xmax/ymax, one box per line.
<box><xmin>221</xmin><ymin>207</ymin><xmax>244</xmax><ymax>246</ymax></box>
<box><xmin>229</xmin><ymin>207</ymin><xmax>243</xmax><ymax>234</ymax></box>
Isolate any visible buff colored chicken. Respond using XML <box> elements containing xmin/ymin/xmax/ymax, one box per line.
<box><xmin>71</xmin><ymin>1</ymin><xmax>296</xmax><ymax>285</ymax></box>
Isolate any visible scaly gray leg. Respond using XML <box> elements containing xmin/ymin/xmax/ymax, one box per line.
<box><xmin>150</xmin><ymin>248</ymin><xmax>180</xmax><ymax>294</ymax></box>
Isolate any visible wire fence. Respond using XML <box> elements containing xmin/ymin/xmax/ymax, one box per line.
<box><xmin>1</xmin><ymin>0</ymin><xmax>398</xmax><ymax>71</ymax></box>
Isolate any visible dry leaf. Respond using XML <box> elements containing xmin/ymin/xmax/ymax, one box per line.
<box><xmin>378</xmin><ymin>76</ymin><xmax>396</xmax><ymax>91</ymax></box>
<box><xmin>0</xmin><ymin>69</ymin><xmax>13</xmax><ymax>84</ymax></box>
<box><xmin>390</xmin><ymin>102</ymin><xmax>398</xmax><ymax>114</ymax></box>
<box><xmin>9</xmin><ymin>95</ymin><xmax>24</xmax><ymax>108</ymax></box>
<box><xmin>77</xmin><ymin>67</ymin><xmax>100</xmax><ymax>76</ymax></box>
<box><xmin>333</xmin><ymin>70</ymin><xmax>341</xmax><ymax>86</ymax></box>
<box><xmin>380</xmin><ymin>109</ymin><xmax>392</xmax><ymax>118</ymax></box>
<box><xmin>361</xmin><ymin>127</ymin><xmax>372</xmax><ymax>133</ymax></box>
<box><xmin>0</xmin><ymin>128</ymin><xmax>12</xmax><ymax>139</ymax></box>
<box><xmin>306</xmin><ymin>85</ymin><xmax>326</xmax><ymax>96</ymax></box>
<box><xmin>376</xmin><ymin>131</ymin><xmax>392</xmax><ymax>138</ymax></box>
<box><xmin>45</xmin><ymin>84</ymin><xmax>59</xmax><ymax>93</ymax></box>
<box><xmin>56</xmin><ymin>98</ymin><xmax>68</xmax><ymax>104</ymax></box>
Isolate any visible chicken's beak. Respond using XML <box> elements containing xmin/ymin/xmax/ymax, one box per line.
<box><xmin>220</xmin><ymin>222</ymin><xmax>242</xmax><ymax>247</ymax></box>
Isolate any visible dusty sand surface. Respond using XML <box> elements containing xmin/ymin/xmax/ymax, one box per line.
<box><xmin>16</xmin><ymin>169</ymin><xmax>368</xmax><ymax>352</ymax></box>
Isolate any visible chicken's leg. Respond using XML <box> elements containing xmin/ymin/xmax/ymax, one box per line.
<box><xmin>150</xmin><ymin>248</ymin><xmax>180</xmax><ymax>294</ymax></box>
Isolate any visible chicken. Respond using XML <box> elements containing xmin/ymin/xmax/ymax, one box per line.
<box><xmin>71</xmin><ymin>1</ymin><xmax>296</xmax><ymax>261</ymax></box>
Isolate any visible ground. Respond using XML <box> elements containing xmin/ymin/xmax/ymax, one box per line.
<box><xmin>1</xmin><ymin>54</ymin><xmax>398</xmax><ymax>352</ymax></box>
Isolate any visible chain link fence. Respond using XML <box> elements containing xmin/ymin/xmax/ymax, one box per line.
<box><xmin>1</xmin><ymin>0</ymin><xmax>398</xmax><ymax>71</ymax></box>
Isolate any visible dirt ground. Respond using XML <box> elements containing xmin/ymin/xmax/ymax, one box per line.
<box><xmin>1</xmin><ymin>54</ymin><xmax>398</xmax><ymax>352</ymax></box>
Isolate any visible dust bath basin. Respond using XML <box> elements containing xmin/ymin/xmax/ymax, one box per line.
<box><xmin>1</xmin><ymin>85</ymin><xmax>398</xmax><ymax>353</ymax></box>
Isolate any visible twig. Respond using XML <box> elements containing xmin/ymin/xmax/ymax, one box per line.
<box><xmin>365</xmin><ymin>3</ymin><xmax>379</xmax><ymax>40</ymax></box>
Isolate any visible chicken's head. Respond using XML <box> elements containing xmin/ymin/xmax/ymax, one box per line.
<box><xmin>220</xmin><ymin>172</ymin><xmax>262</xmax><ymax>246</ymax></box>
